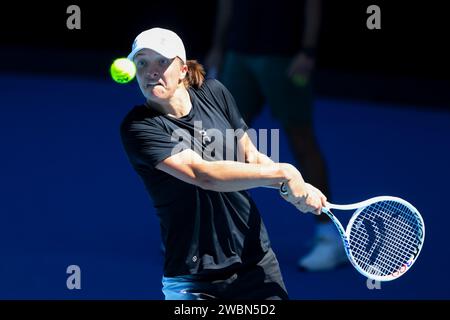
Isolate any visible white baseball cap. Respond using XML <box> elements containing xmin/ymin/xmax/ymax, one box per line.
<box><xmin>127</xmin><ymin>27</ymin><xmax>186</xmax><ymax>63</ymax></box>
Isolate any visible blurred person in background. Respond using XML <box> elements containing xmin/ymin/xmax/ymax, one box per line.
<box><xmin>205</xmin><ymin>0</ymin><xmax>347</xmax><ymax>271</ymax></box>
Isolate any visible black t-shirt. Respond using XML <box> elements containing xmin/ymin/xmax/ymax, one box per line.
<box><xmin>120</xmin><ymin>79</ymin><xmax>271</xmax><ymax>277</ymax></box>
<box><xmin>227</xmin><ymin>0</ymin><xmax>306</xmax><ymax>55</ymax></box>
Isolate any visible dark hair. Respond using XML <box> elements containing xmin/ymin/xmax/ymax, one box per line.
<box><xmin>183</xmin><ymin>60</ymin><xmax>206</xmax><ymax>89</ymax></box>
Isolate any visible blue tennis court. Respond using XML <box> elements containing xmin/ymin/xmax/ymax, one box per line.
<box><xmin>0</xmin><ymin>73</ymin><xmax>449</xmax><ymax>299</ymax></box>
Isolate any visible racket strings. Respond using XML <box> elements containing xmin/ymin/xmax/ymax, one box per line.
<box><xmin>348</xmin><ymin>200</ymin><xmax>423</xmax><ymax>277</ymax></box>
<box><xmin>352</xmin><ymin>212</ymin><xmax>418</xmax><ymax>266</ymax></box>
<box><xmin>352</xmin><ymin>203</ymin><xmax>421</xmax><ymax>275</ymax></box>
<box><xmin>352</xmin><ymin>222</ymin><xmax>412</xmax><ymax>275</ymax></box>
<box><xmin>352</xmin><ymin>204</ymin><xmax>420</xmax><ymax>275</ymax></box>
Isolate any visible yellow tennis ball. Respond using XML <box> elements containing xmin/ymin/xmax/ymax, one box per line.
<box><xmin>110</xmin><ymin>58</ymin><xmax>136</xmax><ymax>84</ymax></box>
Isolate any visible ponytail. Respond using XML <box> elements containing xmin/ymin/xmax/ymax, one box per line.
<box><xmin>183</xmin><ymin>60</ymin><xmax>206</xmax><ymax>89</ymax></box>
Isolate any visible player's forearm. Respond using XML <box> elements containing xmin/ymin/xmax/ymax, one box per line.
<box><xmin>302</xmin><ymin>0</ymin><xmax>322</xmax><ymax>49</ymax></box>
<box><xmin>251</xmin><ymin>151</ymin><xmax>283</xmax><ymax>189</ymax></box>
<box><xmin>192</xmin><ymin>160</ymin><xmax>294</xmax><ymax>192</ymax></box>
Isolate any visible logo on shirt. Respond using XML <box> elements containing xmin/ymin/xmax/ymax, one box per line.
<box><xmin>198</xmin><ymin>129</ymin><xmax>212</xmax><ymax>145</ymax></box>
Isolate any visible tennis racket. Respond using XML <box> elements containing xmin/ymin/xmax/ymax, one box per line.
<box><xmin>277</xmin><ymin>185</ymin><xmax>425</xmax><ymax>281</ymax></box>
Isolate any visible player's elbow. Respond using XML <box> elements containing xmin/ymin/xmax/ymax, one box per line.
<box><xmin>191</xmin><ymin>162</ymin><xmax>222</xmax><ymax>191</ymax></box>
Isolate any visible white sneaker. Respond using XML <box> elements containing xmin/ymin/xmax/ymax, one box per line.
<box><xmin>298</xmin><ymin>223</ymin><xmax>348</xmax><ymax>271</ymax></box>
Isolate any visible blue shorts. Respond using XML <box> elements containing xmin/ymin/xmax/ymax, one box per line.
<box><xmin>162</xmin><ymin>249</ymin><xmax>289</xmax><ymax>300</ymax></box>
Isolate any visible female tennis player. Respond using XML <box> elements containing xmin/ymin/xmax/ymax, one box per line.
<box><xmin>120</xmin><ymin>27</ymin><xmax>327</xmax><ymax>300</ymax></box>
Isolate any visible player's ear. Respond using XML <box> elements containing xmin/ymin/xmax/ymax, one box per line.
<box><xmin>179</xmin><ymin>60</ymin><xmax>188</xmax><ymax>80</ymax></box>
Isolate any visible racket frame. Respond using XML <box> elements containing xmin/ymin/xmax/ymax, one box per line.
<box><xmin>273</xmin><ymin>184</ymin><xmax>425</xmax><ymax>281</ymax></box>
<box><xmin>323</xmin><ymin>196</ymin><xmax>425</xmax><ymax>282</ymax></box>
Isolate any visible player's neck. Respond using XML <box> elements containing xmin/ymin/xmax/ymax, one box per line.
<box><xmin>147</xmin><ymin>86</ymin><xmax>192</xmax><ymax>118</ymax></box>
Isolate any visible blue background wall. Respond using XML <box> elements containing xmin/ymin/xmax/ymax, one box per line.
<box><xmin>0</xmin><ymin>0</ymin><xmax>449</xmax><ymax>299</ymax></box>
<box><xmin>0</xmin><ymin>73</ymin><xmax>448</xmax><ymax>299</ymax></box>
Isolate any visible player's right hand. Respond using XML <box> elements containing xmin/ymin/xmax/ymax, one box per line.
<box><xmin>280</xmin><ymin>165</ymin><xmax>324</xmax><ymax>215</ymax></box>
<box><xmin>302</xmin><ymin>183</ymin><xmax>327</xmax><ymax>215</ymax></box>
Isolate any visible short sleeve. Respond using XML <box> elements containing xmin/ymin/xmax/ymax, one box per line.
<box><xmin>207</xmin><ymin>79</ymin><xmax>249</xmax><ymax>132</ymax></box>
<box><xmin>120</xmin><ymin>116</ymin><xmax>186</xmax><ymax>169</ymax></box>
